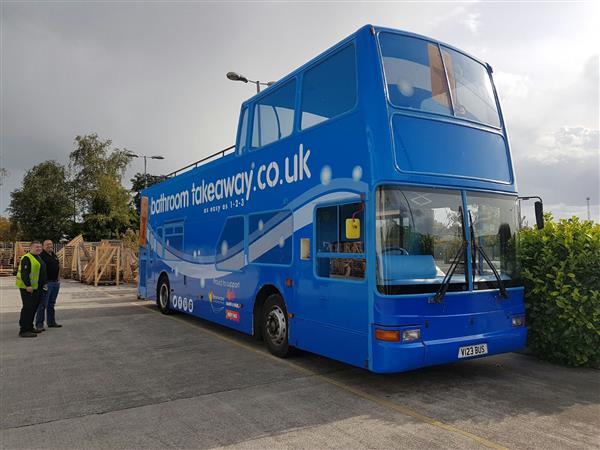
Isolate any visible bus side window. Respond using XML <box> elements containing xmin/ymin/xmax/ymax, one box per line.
<box><xmin>315</xmin><ymin>202</ymin><xmax>365</xmax><ymax>280</ymax></box>
<box><xmin>164</xmin><ymin>222</ymin><xmax>184</xmax><ymax>252</ymax></box>
<box><xmin>248</xmin><ymin>210</ymin><xmax>293</xmax><ymax>265</ymax></box>
<box><xmin>157</xmin><ymin>226</ymin><xmax>164</xmax><ymax>258</ymax></box>
<box><xmin>252</xmin><ymin>79</ymin><xmax>296</xmax><ymax>149</ymax></box>
<box><xmin>237</xmin><ymin>107</ymin><xmax>248</xmax><ymax>154</ymax></box>
<box><xmin>301</xmin><ymin>43</ymin><xmax>357</xmax><ymax>130</ymax></box>
<box><xmin>216</xmin><ymin>216</ymin><xmax>245</xmax><ymax>272</ymax></box>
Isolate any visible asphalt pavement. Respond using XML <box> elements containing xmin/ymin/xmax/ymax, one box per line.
<box><xmin>1</xmin><ymin>278</ymin><xmax>598</xmax><ymax>449</ymax></box>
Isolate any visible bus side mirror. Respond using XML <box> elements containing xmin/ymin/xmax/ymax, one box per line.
<box><xmin>534</xmin><ymin>201</ymin><xmax>544</xmax><ymax>230</ymax></box>
<box><xmin>346</xmin><ymin>218</ymin><xmax>361</xmax><ymax>240</ymax></box>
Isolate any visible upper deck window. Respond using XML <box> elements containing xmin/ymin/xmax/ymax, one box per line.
<box><xmin>379</xmin><ymin>33</ymin><xmax>452</xmax><ymax>116</ymax></box>
<box><xmin>238</xmin><ymin>107</ymin><xmax>248</xmax><ymax>153</ymax></box>
<box><xmin>379</xmin><ymin>32</ymin><xmax>501</xmax><ymax>128</ymax></box>
<box><xmin>301</xmin><ymin>44</ymin><xmax>357</xmax><ymax>130</ymax></box>
<box><xmin>252</xmin><ymin>79</ymin><xmax>296</xmax><ymax>149</ymax></box>
<box><xmin>441</xmin><ymin>47</ymin><xmax>501</xmax><ymax>128</ymax></box>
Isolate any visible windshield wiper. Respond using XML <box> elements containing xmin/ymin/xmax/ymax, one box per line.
<box><xmin>430</xmin><ymin>206</ymin><xmax>466</xmax><ymax>304</ymax></box>
<box><xmin>468</xmin><ymin>211</ymin><xmax>509</xmax><ymax>299</ymax></box>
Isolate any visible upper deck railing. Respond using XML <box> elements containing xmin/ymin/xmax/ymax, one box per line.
<box><xmin>165</xmin><ymin>145</ymin><xmax>235</xmax><ymax>178</ymax></box>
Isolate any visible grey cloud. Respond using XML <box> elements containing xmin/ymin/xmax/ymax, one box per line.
<box><xmin>0</xmin><ymin>1</ymin><xmax>464</xmax><ymax>213</ymax></box>
<box><xmin>554</xmin><ymin>126</ymin><xmax>599</xmax><ymax>150</ymax></box>
<box><xmin>510</xmin><ymin>121</ymin><xmax>598</xmax><ymax>215</ymax></box>
<box><xmin>1</xmin><ymin>2</ymin><xmax>598</xmax><ymax>222</ymax></box>
<box><xmin>504</xmin><ymin>49</ymin><xmax>599</xmax><ymax>218</ymax></box>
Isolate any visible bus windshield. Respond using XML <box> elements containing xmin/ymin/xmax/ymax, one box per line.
<box><xmin>379</xmin><ymin>32</ymin><xmax>501</xmax><ymax>128</ymax></box>
<box><xmin>376</xmin><ymin>186</ymin><xmax>466</xmax><ymax>294</ymax></box>
<box><xmin>376</xmin><ymin>186</ymin><xmax>520</xmax><ymax>295</ymax></box>
<box><xmin>467</xmin><ymin>192</ymin><xmax>519</xmax><ymax>287</ymax></box>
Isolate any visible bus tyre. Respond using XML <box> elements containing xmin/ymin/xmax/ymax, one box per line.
<box><xmin>262</xmin><ymin>294</ymin><xmax>290</xmax><ymax>357</ymax></box>
<box><xmin>157</xmin><ymin>276</ymin><xmax>173</xmax><ymax>315</ymax></box>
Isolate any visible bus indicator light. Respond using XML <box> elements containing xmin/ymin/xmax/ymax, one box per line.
<box><xmin>375</xmin><ymin>329</ymin><xmax>401</xmax><ymax>342</ymax></box>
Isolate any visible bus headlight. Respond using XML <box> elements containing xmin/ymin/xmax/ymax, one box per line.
<box><xmin>402</xmin><ymin>329</ymin><xmax>421</xmax><ymax>342</ymax></box>
<box><xmin>511</xmin><ymin>316</ymin><xmax>525</xmax><ymax>327</ymax></box>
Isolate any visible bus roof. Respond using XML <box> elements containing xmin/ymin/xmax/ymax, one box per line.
<box><xmin>145</xmin><ymin>24</ymin><xmax>499</xmax><ymax>196</ymax></box>
<box><xmin>241</xmin><ymin>24</ymin><xmax>491</xmax><ymax>107</ymax></box>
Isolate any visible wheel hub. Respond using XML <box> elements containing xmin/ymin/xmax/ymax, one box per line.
<box><xmin>265</xmin><ymin>306</ymin><xmax>286</xmax><ymax>345</ymax></box>
<box><xmin>159</xmin><ymin>284</ymin><xmax>169</xmax><ymax>308</ymax></box>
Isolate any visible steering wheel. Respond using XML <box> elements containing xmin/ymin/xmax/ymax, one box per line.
<box><xmin>381</xmin><ymin>246</ymin><xmax>409</xmax><ymax>256</ymax></box>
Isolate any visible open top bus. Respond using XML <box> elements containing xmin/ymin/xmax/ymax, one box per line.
<box><xmin>138</xmin><ymin>25</ymin><xmax>538</xmax><ymax>373</ymax></box>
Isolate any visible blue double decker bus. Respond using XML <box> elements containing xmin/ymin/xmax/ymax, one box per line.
<box><xmin>138</xmin><ymin>25</ymin><xmax>531</xmax><ymax>373</ymax></box>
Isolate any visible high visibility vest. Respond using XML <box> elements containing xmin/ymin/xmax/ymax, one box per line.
<box><xmin>15</xmin><ymin>253</ymin><xmax>41</xmax><ymax>289</ymax></box>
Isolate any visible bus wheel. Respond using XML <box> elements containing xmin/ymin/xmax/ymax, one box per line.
<box><xmin>157</xmin><ymin>276</ymin><xmax>173</xmax><ymax>315</ymax></box>
<box><xmin>262</xmin><ymin>294</ymin><xmax>290</xmax><ymax>357</ymax></box>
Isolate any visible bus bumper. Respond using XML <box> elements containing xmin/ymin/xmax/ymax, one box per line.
<box><xmin>371</xmin><ymin>327</ymin><xmax>527</xmax><ymax>374</ymax></box>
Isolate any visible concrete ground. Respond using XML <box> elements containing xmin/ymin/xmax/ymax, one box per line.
<box><xmin>0</xmin><ymin>278</ymin><xmax>598</xmax><ymax>450</ymax></box>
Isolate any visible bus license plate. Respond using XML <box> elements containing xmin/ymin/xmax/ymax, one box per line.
<box><xmin>458</xmin><ymin>343</ymin><xmax>488</xmax><ymax>359</ymax></box>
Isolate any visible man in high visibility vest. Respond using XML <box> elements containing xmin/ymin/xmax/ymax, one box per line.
<box><xmin>15</xmin><ymin>241</ymin><xmax>47</xmax><ymax>337</ymax></box>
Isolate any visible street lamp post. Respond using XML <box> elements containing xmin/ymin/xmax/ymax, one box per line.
<box><xmin>587</xmin><ymin>197</ymin><xmax>591</xmax><ymax>221</ymax></box>
<box><xmin>125</xmin><ymin>151</ymin><xmax>165</xmax><ymax>188</ymax></box>
<box><xmin>226</xmin><ymin>72</ymin><xmax>275</xmax><ymax>93</ymax></box>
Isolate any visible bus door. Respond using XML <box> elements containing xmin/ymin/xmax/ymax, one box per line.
<box><xmin>304</xmin><ymin>201</ymin><xmax>369</xmax><ymax>365</ymax></box>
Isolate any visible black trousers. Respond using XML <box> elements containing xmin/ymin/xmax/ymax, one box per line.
<box><xmin>19</xmin><ymin>288</ymin><xmax>41</xmax><ymax>333</ymax></box>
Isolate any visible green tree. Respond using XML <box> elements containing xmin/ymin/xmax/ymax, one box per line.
<box><xmin>130</xmin><ymin>172</ymin><xmax>166</xmax><ymax>216</ymax></box>
<box><xmin>0</xmin><ymin>216</ymin><xmax>18</xmax><ymax>241</ymax></box>
<box><xmin>69</xmin><ymin>134</ymin><xmax>134</xmax><ymax>241</ymax></box>
<box><xmin>8</xmin><ymin>161</ymin><xmax>73</xmax><ymax>240</ymax></box>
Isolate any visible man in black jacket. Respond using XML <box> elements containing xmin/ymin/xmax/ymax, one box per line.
<box><xmin>16</xmin><ymin>241</ymin><xmax>47</xmax><ymax>337</ymax></box>
<box><xmin>35</xmin><ymin>239</ymin><xmax>63</xmax><ymax>330</ymax></box>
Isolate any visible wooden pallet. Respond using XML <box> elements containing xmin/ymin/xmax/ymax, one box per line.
<box><xmin>0</xmin><ymin>242</ymin><xmax>15</xmax><ymax>275</ymax></box>
<box><xmin>121</xmin><ymin>247</ymin><xmax>138</xmax><ymax>284</ymax></box>
<box><xmin>82</xmin><ymin>241</ymin><xmax>122</xmax><ymax>286</ymax></box>
<box><xmin>3</xmin><ymin>236</ymin><xmax>138</xmax><ymax>285</ymax></box>
<box><xmin>57</xmin><ymin>235</ymin><xmax>84</xmax><ymax>278</ymax></box>
<box><xmin>13</xmin><ymin>242</ymin><xmax>31</xmax><ymax>270</ymax></box>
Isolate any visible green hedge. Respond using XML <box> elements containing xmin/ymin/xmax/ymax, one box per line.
<box><xmin>519</xmin><ymin>215</ymin><xmax>600</xmax><ymax>366</ymax></box>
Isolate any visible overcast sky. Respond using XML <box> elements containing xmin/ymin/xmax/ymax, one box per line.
<box><xmin>1</xmin><ymin>1</ymin><xmax>599</xmax><ymax>223</ymax></box>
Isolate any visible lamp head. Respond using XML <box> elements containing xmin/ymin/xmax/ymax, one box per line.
<box><xmin>226</xmin><ymin>72</ymin><xmax>249</xmax><ymax>83</ymax></box>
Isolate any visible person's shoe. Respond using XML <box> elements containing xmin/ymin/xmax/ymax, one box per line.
<box><xmin>19</xmin><ymin>331</ymin><xmax>37</xmax><ymax>338</ymax></box>
<box><xmin>34</xmin><ymin>327</ymin><xmax>45</xmax><ymax>333</ymax></box>
<box><xmin>47</xmin><ymin>323</ymin><xmax>62</xmax><ymax>328</ymax></box>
